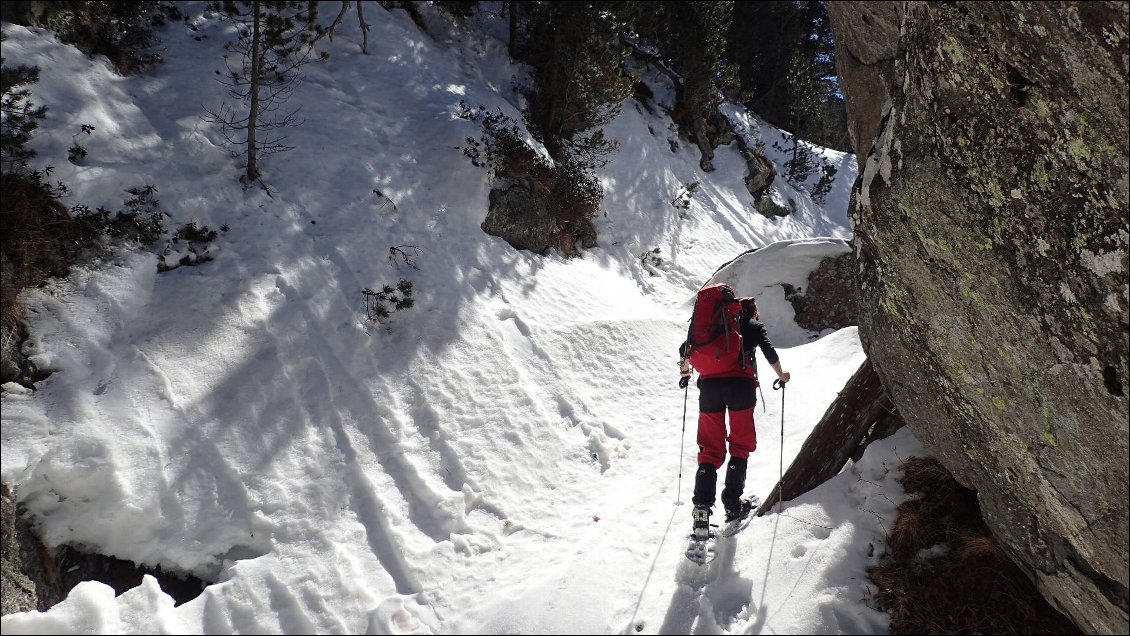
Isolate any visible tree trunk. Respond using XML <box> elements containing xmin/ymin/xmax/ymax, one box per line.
<box><xmin>790</xmin><ymin>108</ymin><xmax>801</xmax><ymax>173</ymax></box>
<box><xmin>246</xmin><ymin>0</ymin><xmax>262</xmax><ymax>182</ymax></box>
<box><xmin>758</xmin><ymin>359</ymin><xmax>905</xmax><ymax>515</ymax></box>
<box><xmin>508</xmin><ymin>1</ymin><xmax>518</xmax><ymax>59</ymax></box>
<box><xmin>542</xmin><ymin>23</ymin><xmax>566</xmax><ymax>162</ymax></box>
<box><xmin>327</xmin><ymin>1</ymin><xmax>350</xmax><ymax>38</ymax></box>
<box><xmin>356</xmin><ymin>0</ymin><xmax>369</xmax><ymax>54</ymax></box>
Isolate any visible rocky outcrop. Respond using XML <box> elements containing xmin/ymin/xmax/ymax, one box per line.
<box><xmin>825</xmin><ymin>1</ymin><xmax>899</xmax><ymax>154</ymax></box>
<box><xmin>783</xmin><ymin>252</ymin><xmax>859</xmax><ymax>332</ymax></box>
<box><xmin>2</xmin><ymin>484</ymin><xmax>37</xmax><ymax>615</ymax></box>
<box><xmin>829</xmin><ymin>2</ymin><xmax>1129</xmax><ymax>633</ymax></box>
<box><xmin>1</xmin><ymin>484</ymin><xmax>63</xmax><ymax>615</ymax></box>
<box><xmin>481</xmin><ymin>185</ymin><xmax>597</xmax><ymax>256</ymax></box>
<box><xmin>1</xmin><ymin>318</ymin><xmax>42</xmax><ymax>389</ymax></box>
<box><xmin>2</xmin><ymin>484</ymin><xmax>208</xmax><ymax>616</ymax></box>
<box><xmin>758</xmin><ymin>359</ymin><xmax>904</xmax><ymax>515</ymax></box>
<box><xmin>482</xmin><ymin>185</ymin><xmax>560</xmax><ymax>255</ymax></box>
<box><xmin>753</xmin><ymin>192</ymin><xmax>792</xmax><ymax>218</ymax></box>
<box><xmin>742</xmin><ymin>150</ymin><xmax>775</xmax><ymax>201</ymax></box>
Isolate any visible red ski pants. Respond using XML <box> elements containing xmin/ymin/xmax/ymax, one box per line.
<box><xmin>696</xmin><ymin>376</ymin><xmax>758</xmax><ymax>468</ymax></box>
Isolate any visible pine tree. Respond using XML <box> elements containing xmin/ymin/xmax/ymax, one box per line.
<box><xmin>1</xmin><ymin>36</ymin><xmax>48</xmax><ymax>176</ymax></box>
<box><xmin>203</xmin><ymin>1</ymin><xmax>326</xmax><ymax>184</ymax></box>
<box><xmin>626</xmin><ymin>1</ymin><xmax>734</xmax><ymax>166</ymax></box>
<box><xmin>631</xmin><ymin>1</ymin><xmax>734</xmax><ymax>125</ymax></box>
<box><xmin>519</xmin><ymin>1</ymin><xmax>634</xmax><ymax>164</ymax></box>
<box><xmin>783</xmin><ymin>50</ymin><xmax>821</xmax><ymax>184</ymax></box>
<box><xmin>727</xmin><ymin>1</ymin><xmax>846</xmax><ymax>150</ymax></box>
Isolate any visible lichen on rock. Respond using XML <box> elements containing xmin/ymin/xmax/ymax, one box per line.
<box><xmin>829</xmin><ymin>2</ymin><xmax>1129</xmax><ymax>633</ymax></box>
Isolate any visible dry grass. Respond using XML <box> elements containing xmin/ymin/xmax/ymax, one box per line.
<box><xmin>954</xmin><ymin>531</ymin><xmax>1004</xmax><ymax>562</ymax></box>
<box><xmin>899</xmin><ymin>456</ymin><xmax>955</xmax><ymax>495</ymax></box>
<box><xmin>887</xmin><ymin>503</ymin><xmax>932</xmax><ymax>561</ymax></box>
<box><xmin>869</xmin><ymin>457</ymin><xmax>1080</xmax><ymax>635</ymax></box>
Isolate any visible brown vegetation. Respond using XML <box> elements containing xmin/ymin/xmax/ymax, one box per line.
<box><xmin>462</xmin><ymin>105</ymin><xmax>600</xmax><ymax>254</ymax></box>
<box><xmin>0</xmin><ymin>173</ymin><xmax>94</xmax><ymax>327</ymax></box>
<box><xmin>870</xmin><ymin>457</ymin><xmax>1080</xmax><ymax>634</ymax></box>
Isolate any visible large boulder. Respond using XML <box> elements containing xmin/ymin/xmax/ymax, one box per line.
<box><xmin>482</xmin><ymin>185</ymin><xmax>597</xmax><ymax>257</ymax></box>
<box><xmin>829</xmin><ymin>2</ymin><xmax>1129</xmax><ymax>633</ymax></box>
<box><xmin>825</xmin><ymin>1</ymin><xmax>899</xmax><ymax>154</ymax></box>
<box><xmin>481</xmin><ymin>185</ymin><xmax>559</xmax><ymax>255</ymax></box>
<box><xmin>743</xmin><ymin>147</ymin><xmax>776</xmax><ymax>201</ymax></box>
<box><xmin>783</xmin><ymin>252</ymin><xmax>859</xmax><ymax>333</ymax></box>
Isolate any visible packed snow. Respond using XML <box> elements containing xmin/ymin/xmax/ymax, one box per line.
<box><xmin>1</xmin><ymin>3</ymin><xmax>927</xmax><ymax>634</ymax></box>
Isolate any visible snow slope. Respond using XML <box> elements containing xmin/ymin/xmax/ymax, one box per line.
<box><xmin>1</xmin><ymin>3</ymin><xmax>926</xmax><ymax>634</ymax></box>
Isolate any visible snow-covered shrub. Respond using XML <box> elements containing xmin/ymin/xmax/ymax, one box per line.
<box><xmin>72</xmin><ymin>185</ymin><xmax>165</xmax><ymax>246</ymax></box>
<box><xmin>157</xmin><ymin>221</ymin><xmax>225</xmax><ymax>273</ymax></box>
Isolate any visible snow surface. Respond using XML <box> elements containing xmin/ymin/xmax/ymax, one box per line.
<box><xmin>1</xmin><ymin>3</ymin><xmax>927</xmax><ymax>634</ymax></box>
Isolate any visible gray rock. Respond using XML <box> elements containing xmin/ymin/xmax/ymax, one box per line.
<box><xmin>481</xmin><ymin>185</ymin><xmax>558</xmax><ymax>255</ymax></box>
<box><xmin>784</xmin><ymin>253</ymin><xmax>859</xmax><ymax>333</ymax></box>
<box><xmin>832</xmin><ymin>2</ymin><xmax>1129</xmax><ymax>633</ymax></box>
<box><xmin>1</xmin><ymin>319</ymin><xmax>44</xmax><ymax>389</ymax></box>
<box><xmin>827</xmin><ymin>1</ymin><xmax>900</xmax><ymax>154</ymax></box>
<box><xmin>754</xmin><ymin>192</ymin><xmax>792</xmax><ymax>218</ymax></box>
<box><xmin>1</xmin><ymin>484</ymin><xmax>37</xmax><ymax>616</ymax></box>
<box><xmin>1</xmin><ymin>484</ymin><xmax>63</xmax><ymax>616</ymax></box>
<box><xmin>744</xmin><ymin>149</ymin><xmax>776</xmax><ymax>201</ymax></box>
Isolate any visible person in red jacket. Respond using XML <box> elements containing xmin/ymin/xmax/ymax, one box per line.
<box><xmin>679</xmin><ymin>297</ymin><xmax>790</xmax><ymax>534</ymax></box>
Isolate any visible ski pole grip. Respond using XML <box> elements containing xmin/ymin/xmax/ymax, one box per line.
<box><xmin>773</xmin><ymin>378</ymin><xmax>786</xmax><ymax>390</ymax></box>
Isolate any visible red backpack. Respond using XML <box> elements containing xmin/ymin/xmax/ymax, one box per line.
<box><xmin>682</xmin><ymin>283</ymin><xmax>747</xmax><ymax>377</ymax></box>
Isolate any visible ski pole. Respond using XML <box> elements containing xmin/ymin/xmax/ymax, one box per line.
<box><xmin>773</xmin><ymin>378</ymin><xmax>786</xmax><ymax>513</ymax></box>
<box><xmin>677</xmin><ymin>383</ymin><xmax>689</xmax><ymax>506</ymax></box>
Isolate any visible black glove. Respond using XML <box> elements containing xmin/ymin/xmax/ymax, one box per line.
<box><xmin>679</xmin><ymin>376</ymin><xmax>690</xmax><ymax>389</ymax></box>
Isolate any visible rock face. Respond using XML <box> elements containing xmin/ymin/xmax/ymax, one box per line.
<box><xmin>1</xmin><ymin>484</ymin><xmax>62</xmax><ymax>615</ymax></box>
<box><xmin>1</xmin><ymin>484</ymin><xmax>37</xmax><ymax>615</ymax></box>
<box><xmin>2</xmin><ymin>485</ymin><xmax>208</xmax><ymax>616</ymax></box>
<box><xmin>481</xmin><ymin>185</ymin><xmax>559</xmax><ymax>255</ymax></box>
<box><xmin>784</xmin><ymin>252</ymin><xmax>859</xmax><ymax>333</ymax></box>
<box><xmin>825</xmin><ymin>2</ymin><xmax>900</xmax><ymax>154</ymax></box>
<box><xmin>828</xmin><ymin>2</ymin><xmax>1129</xmax><ymax>633</ymax></box>
<box><xmin>482</xmin><ymin>185</ymin><xmax>597</xmax><ymax>256</ymax></box>
<box><xmin>742</xmin><ymin>144</ymin><xmax>776</xmax><ymax>201</ymax></box>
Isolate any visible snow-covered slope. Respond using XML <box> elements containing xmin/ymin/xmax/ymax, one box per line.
<box><xmin>0</xmin><ymin>4</ymin><xmax>924</xmax><ymax>635</ymax></box>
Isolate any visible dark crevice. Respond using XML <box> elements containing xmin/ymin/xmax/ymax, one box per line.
<box><xmin>1102</xmin><ymin>365</ymin><xmax>1123</xmax><ymax>397</ymax></box>
<box><xmin>54</xmin><ymin>544</ymin><xmax>210</xmax><ymax>606</ymax></box>
<box><xmin>1006</xmin><ymin>63</ymin><xmax>1031</xmax><ymax>106</ymax></box>
<box><xmin>5</xmin><ymin>491</ymin><xmax>212</xmax><ymax>613</ymax></box>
